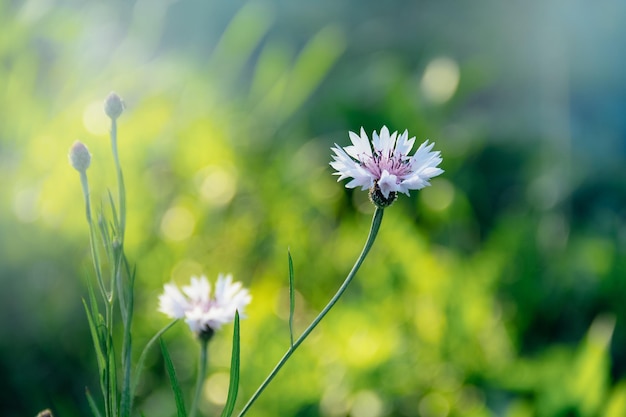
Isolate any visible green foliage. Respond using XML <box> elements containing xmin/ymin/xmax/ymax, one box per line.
<box><xmin>160</xmin><ymin>338</ymin><xmax>187</xmax><ymax>417</ymax></box>
<box><xmin>221</xmin><ymin>312</ymin><xmax>241</xmax><ymax>417</ymax></box>
<box><xmin>288</xmin><ymin>251</ymin><xmax>296</xmax><ymax>347</ymax></box>
<box><xmin>2</xmin><ymin>1</ymin><xmax>626</xmax><ymax>417</ymax></box>
<box><xmin>131</xmin><ymin>320</ymin><xmax>178</xmax><ymax>401</ymax></box>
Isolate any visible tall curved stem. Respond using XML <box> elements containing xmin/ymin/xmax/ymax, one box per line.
<box><xmin>237</xmin><ymin>207</ymin><xmax>385</xmax><ymax>416</ymax></box>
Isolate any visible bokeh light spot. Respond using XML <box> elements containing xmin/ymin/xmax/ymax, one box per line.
<box><xmin>196</xmin><ymin>166</ymin><xmax>238</xmax><ymax>207</ymax></box>
<box><xmin>421</xmin><ymin>179</ymin><xmax>455</xmax><ymax>211</ymax></box>
<box><xmin>350</xmin><ymin>390</ymin><xmax>384</xmax><ymax>417</ymax></box>
<box><xmin>414</xmin><ymin>296</ymin><xmax>445</xmax><ymax>344</ymax></box>
<box><xmin>170</xmin><ymin>259</ymin><xmax>203</xmax><ymax>282</ymax></box>
<box><xmin>204</xmin><ymin>372</ymin><xmax>229</xmax><ymax>405</ymax></box>
<box><xmin>419</xmin><ymin>392</ymin><xmax>450</xmax><ymax>417</ymax></box>
<box><xmin>346</xmin><ymin>331</ymin><xmax>381</xmax><ymax>366</ymax></box>
<box><xmin>160</xmin><ymin>206</ymin><xmax>195</xmax><ymax>241</ymax></box>
<box><xmin>83</xmin><ymin>100</ymin><xmax>110</xmax><ymax>135</ymax></box>
<box><xmin>420</xmin><ymin>57</ymin><xmax>460</xmax><ymax>104</ymax></box>
<box><xmin>527</xmin><ymin>174</ymin><xmax>563</xmax><ymax>210</ymax></box>
<box><xmin>321</xmin><ymin>385</ymin><xmax>349</xmax><ymax>417</ymax></box>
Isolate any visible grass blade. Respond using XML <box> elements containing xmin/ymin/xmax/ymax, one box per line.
<box><xmin>83</xmin><ymin>295</ymin><xmax>105</xmax><ymax>372</ymax></box>
<box><xmin>86</xmin><ymin>387</ymin><xmax>104</xmax><ymax>417</ymax></box>
<box><xmin>131</xmin><ymin>320</ymin><xmax>178</xmax><ymax>399</ymax></box>
<box><xmin>107</xmin><ymin>189</ymin><xmax>120</xmax><ymax>233</ymax></box>
<box><xmin>83</xmin><ymin>300</ymin><xmax>105</xmax><ymax>382</ymax></box>
<box><xmin>119</xmin><ymin>261</ymin><xmax>135</xmax><ymax>417</ymax></box>
<box><xmin>221</xmin><ymin>312</ymin><xmax>241</xmax><ymax>417</ymax></box>
<box><xmin>160</xmin><ymin>338</ymin><xmax>187</xmax><ymax>417</ymax></box>
<box><xmin>109</xmin><ymin>338</ymin><xmax>118</xmax><ymax>417</ymax></box>
<box><xmin>288</xmin><ymin>251</ymin><xmax>295</xmax><ymax>347</ymax></box>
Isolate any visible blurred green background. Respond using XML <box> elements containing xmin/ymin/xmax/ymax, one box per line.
<box><xmin>2</xmin><ymin>0</ymin><xmax>626</xmax><ymax>416</ymax></box>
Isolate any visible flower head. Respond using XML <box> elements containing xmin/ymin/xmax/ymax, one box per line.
<box><xmin>330</xmin><ymin>126</ymin><xmax>444</xmax><ymax>208</ymax></box>
<box><xmin>159</xmin><ymin>274</ymin><xmax>251</xmax><ymax>340</ymax></box>
<box><xmin>68</xmin><ymin>140</ymin><xmax>92</xmax><ymax>173</ymax></box>
<box><xmin>104</xmin><ymin>92</ymin><xmax>125</xmax><ymax>120</ymax></box>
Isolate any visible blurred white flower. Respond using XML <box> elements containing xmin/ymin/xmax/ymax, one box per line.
<box><xmin>159</xmin><ymin>274</ymin><xmax>251</xmax><ymax>337</ymax></box>
<box><xmin>330</xmin><ymin>126</ymin><xmax>443</xmax><ymax>206</ymax></box>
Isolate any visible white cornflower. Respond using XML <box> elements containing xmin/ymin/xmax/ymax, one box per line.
<box><xmin>330</xmin><ymin>126</ymin><xmax>444</xmax><ymax>207</ymax></box>
<box><xmin>158</xmin><ymin>274</ymin><xmax>251</xmax><ymax>339</ymax></box>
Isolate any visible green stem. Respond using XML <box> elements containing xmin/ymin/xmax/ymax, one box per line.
<box><xmin>80</xmin><ymin>171</ymin><xmax>108</xmax><ymax>301</ymax></box>
<box><xmin>109</xmin><ymin>116</ymin><xmax>132</xmax><ymax>417</ymax></box>
<box><xmin>190</xmin><ymin>338</ymin><xmax>209</xmax><ymax>417</ymax></box>
<box><xmin>109</xmin><ymin>117</ymin><xmax>126</xmax><ymax>314</ymax></box>
<box><xmin>119</xmin><ymin>256</ymin><xmax>134</xmax><ymax>417</ymax></box>
<box><xmin>110</xmin><ymin>118</ymin><xmax>126</xmax><ymax>242</ymax></box>
<box><xmin>80</xmin><ymin>171</ymin><xmax>92</xmax><ymax>225</ymax></box>
<box><xmin>79</xmin><ymin>169</ymin><xmax>112</xmax><ymax>417</ymax></box>
<box><xmin>105</xmin><ymin>259</ymin><xmax>116</xmax><ymax>417</ymax></box>
<box><xmin>237</xmin><ymin>207</ymin><xmax>385</xmax><ymax>416</ymax></box>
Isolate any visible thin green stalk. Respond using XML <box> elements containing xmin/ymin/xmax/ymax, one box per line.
<box><xmin>110</xmin><ymin>118</ymin><xmax>126</xmax><ymax>242</ymax></box>
<box><xmin>109</xmin><ymin>117</ymin><xmax>126</xmax><ymax>312</ymax></box>
<box><xmin>119</xmin><ymin>258</ymin><xmax>134</xmax><ymax>417</ymax></box>
<box><xmin>80</xmin><ymin>171</ymin><xmax>93</xmax><ymax>225</ymax></box>
<box><xmin>80</xmin><ymin>171</ymin><xmax>108</xmax><ymax>301</ymax></box>
<box><xmin>79</xmin><ymin>169</ymin><xmax>112</xmax><ymax>417</ymax></box>
<box><xmin>237</xmin><ymin>207</ymin><xmax>385</xmax><ymax>416</ymax></box>
<box><xmin>105</xmin><ymin>300</ymin><xmax>116</xmax><ymax>417</ymax></box>
<box><xmin>109</xmin><ymin>113</ymin><xmax>133</xmax><ymax>417</ymax></box>
<box><xmin>190</xmin><ymin>338</ymin><xmax>210</xmax><ymax>417</ymax></box>
<box><xmin>110</xmin><ymin>117</ymin><xmax>127</xmax><ymax>318</ymax></box>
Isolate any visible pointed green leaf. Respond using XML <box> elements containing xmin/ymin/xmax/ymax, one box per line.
<box><xmin>107</xmin><ymin>189</ymin><xmax>120</xmax><ymax>233</ymax></box>
<box><xmin>86</xmin><ymin>387</ymin><xmax>104</xmax><ymax>417</ymax></box>
<box><xmin>96</xmin><ymin>205</ymin><xmax>114</xmax><ymax>266</ymax></box>
<box><xmin>160</xmin><ymin>338</ymin><xmax>187</xmax><ymax>417</ymax></box>
<box><xmin>82</xmin><ymin>299</ymin><xmax>105</xmax><ymax>374</ymax></box>
<box><xmin>221</xmin><ymin>312</ymin><xmax>241</xmax><ymax>417</ymax></box>
<box><xmin>131</xmin><ymin>320</ymin><xmax>178</xmax><ymax>400</ymax></box>
<box><xmin>83</xmin><ymin>295</ymin><xmax>107</xmax><ymax>409</ymax></box>
<box><xmin>119</xmin><ymin>338</ymin><xmax>132</xmax><ymax>417</ymax></box>
<box><xmin>288</xmin><ymin>250</ymin><xmax>295</xmax><ymax>347</ymax></box>
<box><xmin>109</xmin><ymin>339</ymin><xmax>119</xmax><ymax>417</ymax></box>
<box><xmin>120</xmin><ymin>261</ymin><xmax>135</xmax><ymax>417</ymax></box>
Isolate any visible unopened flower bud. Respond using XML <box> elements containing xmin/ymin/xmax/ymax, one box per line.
<box><xmin>104</xmin><ymin>92</ymin><xmax>125</xmax><ymax>119</ymax></box>
<box><xmin>68</xmin><ymin>141</ymin><xmax>91</xmax><ymax>173</ymax></box>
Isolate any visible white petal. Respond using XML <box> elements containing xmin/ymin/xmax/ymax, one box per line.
<box><xmin>345</xmin><ymin>170</ymin><xmax>374</xmax><ymax>190</ymax></box>
<box><xmin>330</xmin><ymin>146</ymin><xmax>374</xmax><ymax>188</ymax></box>
<box><xmin>345</xmin><ymin>129</ymin><xmax>372</xmax><ymax>159</ymax></box>
<box><xmin>183</xmin><ymin>275</ymin><xmax>210</xmax><ymax>305</ymax></box>
<box><xmin>184</xmin><ymin>307</ymin><xmax>206</xmax><ymax>333</ymax></box>
<box><xmin>214</xmin><ymin>274</ymin><xmax>252</xmax><ymax>315</ymax></box>
<box><xmin>378</xmin><ymin>170</ymin><xmax>399</xmax><ymax>198</ymax></box>
<box><xmin>399</xmin><ymin>175</ymin><xmax>428</xmax><ymax>192</ymax></box>
<box><xmin>421</xmin><ymin>166</ymin><xmax>445</xmax><ymax>178</ymax></box>
<box><xmin>410</xmin><ymin>141</ymin><xmax>443</xmax><ymax>174</ymax></box>
<box><xmin>158</xmin><ymin>283</ymin><xmax>190</xmax><ymax>319</ymax></box>
<box><xmin>330</xmin><ymin>146</ymin><xmax>361</xmax><ymax>181</ymax></box>
<box><xmin>394</xmin><ymin>130</ymin><xmax>416</xmax><ymax>157</ymax></box>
